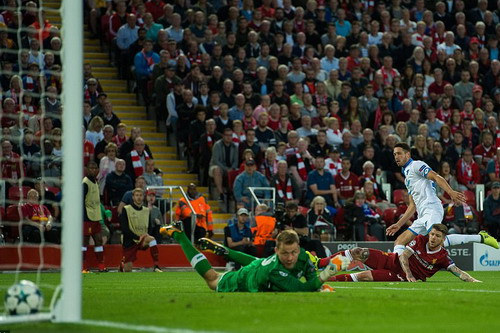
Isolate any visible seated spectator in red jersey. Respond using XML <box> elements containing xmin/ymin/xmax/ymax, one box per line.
<box><xmin>21</xmin><ymin>189</ymin><xmax>59</xmax><ymax>244</ymax></box>
<box><xmin>326</xmin><ymin>224</ymin><xmax>481</xmax><ymax>282</ymax></box>
<box><xmin>1</xmin><ymin>138</ymin><xmax>24</xmax><ymax>184</ymax></box>
<box><xmin>456</xmin><ymin>149</ymin><xmax>481</xmax><ymax>192</ymax></box>
<box><xmin>473</xmin><ymin>131</ymin><xmax>496</xmax><ymax>176</ymax></box>
<box><xmin>266</xmin><ymin>104</ymin><xmax>281</xmax><ymax>131</ymax></box>
<box><xmin>335</xmin><ymin>157</ymin><xmax>360</xmax><ymax>204</ymax></box>
<box><xmin>428</xmin><ymin>68</ymin><xmax>449</xmax><ymax>104</ymax></box>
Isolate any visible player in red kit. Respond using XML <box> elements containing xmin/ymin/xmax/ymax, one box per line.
<box><xmin>320</xmin><ymin>224</ymin><xmax>481</xmax><ymax>282</ymax></box>
<box><xmin>335</xmin><ymin>157</ymin><xmax>360</xmax><ymax>202</ymax></box>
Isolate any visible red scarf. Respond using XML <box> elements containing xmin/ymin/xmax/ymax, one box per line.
<box><xmin>142</xmin><ymin>49</ymin><xmax>155</xmax><ymax>71</ymax></box>
<box><xmin>380</xmin><ymin>66</ymin><xmax>397</xmax><ymax>85</ymax></box>
<box><xmin>112</xmin><ymin>135</ymin><xmax>127</xmax><ymax>148</ymax></box>
<box><xmin>206</xmin><ymin>133</ymin><xmax>214</xmax><ymax>148</ymax></box>
<box><xmin>232</xmin><ymin>132</ymin><xmax>246</xmax><ymax>146</ymax></box>
<box><xmin>460</xmin><ymin>160</ymin><xmax>473</xmax><ymax>183</ymax></box>
<box><xmin>296</xmin><ymin>152</ymin><xmax>308</xmax><ymax>181</ymax></box>
<box><xmin>131</xmin><ymin>149</ymin><xmax>150</xmax><ymax>177</ymax></box>
<box><xmin>276</xmin><ymin>177</ymin><xmax>293</xmax><ymax>201</ymax></box>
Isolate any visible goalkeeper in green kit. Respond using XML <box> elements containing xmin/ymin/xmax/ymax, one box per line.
<box><xmin>160</xmin><ymin>223</ymin><xmax>347</xmax><ymax>292</ymax></box>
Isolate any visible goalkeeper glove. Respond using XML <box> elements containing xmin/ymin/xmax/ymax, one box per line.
<box><xmin>330</xmin><ymin>255</ymin><xmax>351</xmax><ymax>271</ymax></box>
<box><xmin>319</xmin><ymin>284</ymin><xmax>335</xmax><ymax>293</ymax></box>
<box><xmin>319</xmin><ymin>261</ymin><xmax>338</xmax><ymax>282</ymax></box>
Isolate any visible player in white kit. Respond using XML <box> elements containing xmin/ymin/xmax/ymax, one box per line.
<box><xmin>386</xmin><ymin>143</ymin><xmax>498</xmax><ymax>255</ymax></box>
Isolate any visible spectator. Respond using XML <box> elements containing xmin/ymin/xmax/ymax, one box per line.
<box><xmin>142</xmin><ymin>159</ymin><xmax>164</xmax><ymax>198</ymax></box>
<box><xmin>94</xmin><ymin>125</ymin><xmax>114</xmax><ymax>163</ymax></box>
<box><xmin>112</xmin><ymin>123</ymin><xmax>128</xmax><ymax>149</ymax></box>
<box><xmin>306</xmin><ymin>155</ymin><xmax>339</xmax><ymax>207</ymax></box>
<box><xmin>1</xmin><ymin>138</ymin><xmax>24</xmax><ymax>186</ymax></box>
<box><xmin>335</xmin><ymin>157</ymin><xmax>360</xmax><ymax>203</ymax></box>
<box><xmin>306</xmin><ymin>196</ymin><xmax>335</xmax><ymax>241</ymax></box>
<box><xmin>119</xmin><ymin>127</ymin><xmax>153</xmax><ymax>160</ymax></box>
<box><xmin>98</xmin><ymin>100</ymin><xmax>121</xmax><ymax>133</ymax></box>
<box><xmin>105</xmin><ymin>159</ymin><xmax>133</xmax><ymax>206</ymax></box>
<box><xmin>209</xmin><ymin>128</ymin><xmax>238</xmax><ymax>201</ymax></box>
<box><xmin>252</xmin><ymin>204</ymin><xmax>277</xmax><ymax>256</ymax></box>
<box><xmin>21</xmin><ymin>189</ymin><xmax>59</xmax><ymax>244</ymax></box>
<box><xmin>310</xmin><ymin>129</ymin><xmax>333</xmax><ymax>158</ymax></box>
<box><xmin>473</xmin><ymin>131</ymin><xmax>496</xmax><ymax>177</ymax></box>
<box><xmin>226</xmin><ymin>208</ymin><xmax>257</xmax><ymax>262</ymax></box>
<box><xmin>344</xmin><ymin>191</ymin><xmax>385</xmax><ymax>241</ymax></box>
<box><xmin>97</xmin><ymin>142</ymin><xmax>118</xmax><ymax>195</ymax></box>
<box><xmin>124</xmin><ymin>137</ymin><xmax>150</xmax><ymax>183</ymax></box>
<box><xmin>487</xmin><ymin>147</ymin><xmax>500</xmax><ymax>185</ymax></box>
<box><xmin>175</xmin><ymin>183</ymin><xmax>213</xmax><ymax>243</ymax></box>
<box><xmin>287</xmin><ymin>138</ymin><xmax>314</xmax><ymax>188</ymax></box>
<box><xmin>233</xmin><ymin>158</ymin><xmax>270</xmax><ymax>209</ymax></box>
<box><xmin>271</xmin><ymin>160</ymin><xmax>301</xmax><ymax>205</ymax></box>
<box><xmin>260</xmin><ymin>146</ymin><xmax>278</xmax><ymax>181</ymax></box>
<box><xmin>85</xmin><ymin>116</ymin><xmax>104</xmax><ymax>147</ymax></box>
<box><xmin>456</xmin><ymin>148</ymin><xmax>481</xmax><ymax>192</ymax></box>
<box><xmin>484</xmin><ymin>182</ymin><xmax>500</xmax><ymax>240</ymax></box>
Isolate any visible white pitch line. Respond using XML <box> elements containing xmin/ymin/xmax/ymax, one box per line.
<box><xmin>79</xmin><ymin>320</ymin><xmax>227</xmax><ymax>333</ymax></box>
<box><xmin>334</xmin><ymin>285</ymin><xmax>500</xmax><ymax>293</ymax></box>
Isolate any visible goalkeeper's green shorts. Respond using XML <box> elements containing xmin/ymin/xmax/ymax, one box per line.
<box><xmin>216</xmin><ymin>271</ymin><xmax>240</xmax><ymax>292</ymax></box>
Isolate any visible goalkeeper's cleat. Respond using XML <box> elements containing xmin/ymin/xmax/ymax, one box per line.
<box><xmin>81</xmin><ymin>269</ymin><xmax>91</xmax><ymax>274</ymax></box>
<box><xmin>479</xmin><ymin>231</ymin><xmax>499</xmax><ymax>249</ymax></box>
<box><xmin>320</xmin><ymin>284</ymin><xmax>335</xmax><ymax>293</ymax></box>
<box><xmin>306</xmin><ymin>251</ymin><xmax>319</xmax><ymax>270</ymax></box>
<box><xmin>160</xmin><ymin>222</ymin><xmax>183</xmax><ymax>237</ymax></box>
<box><xmin>153</xmin><ymin>265</ymin><xmax>163</xmax><ymax>273</ymax></box>
<box><xmin>198</xmin><ymin>238</ymin><xmax>228</xmax><ymax>256</ymax></box>
<box><xmin>330</xmin><ymin>255</ymin><xmax>351</xmax><ymax>271</ymax></box>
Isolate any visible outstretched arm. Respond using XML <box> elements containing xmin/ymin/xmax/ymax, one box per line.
<box><xmin>398</xmin><ymin>249</ymin><xmax>417</xmax><ymax>282</ymax></box>
<box><xmin>427</xmin><ymin>170</ymin><xmax>466</xmax><ymax>206</ymax></box>
<box><xmin>449</xmin><ymin>265</ymin><xmax>482</xmax><ymax>282</ymax></box>
<box><xmin>386</xmin><ymin>195</ymin><xmax>416</xmax><ymax>236</ymax></box>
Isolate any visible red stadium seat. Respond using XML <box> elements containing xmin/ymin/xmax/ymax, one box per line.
<box><xmin>5</xmin><ymin>205</ymin><xmax>21</xmax><ymax>221</ymax></box>
<box><xmin>3</xmin><ymin>205</ymin><xmax>21</xmax><ymax>242</ymax></box>
<box><xmin>382</xmin><ymin>207</ymin><xmax>397</xmax><ymax>227</ymax></box>
<box><xmin>46</xmin><ymin>186</ymin><xmax>60</xmax><ymax>196</ymax></box>
<box><xmin>0</xmin><ymin>206</ymin><xmax>4</xmax><ymax>220</ymax></box>
<box><xmin>464</xmin><ymin>190</ymin><xmax>476</xmax><ymax>206</ymax></box>
<box><xmin>393</xmin><ymin>189</ymin><xmax>405</xmax><ymax>205</ymax></box>
<box><xmin>8</xmin><ymin>186</ymin><xmax>31</xmax><ymax>202</ymax></box>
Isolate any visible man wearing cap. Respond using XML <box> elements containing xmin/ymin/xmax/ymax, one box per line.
<box><xmin>226</xmin><ymin>208</ymin><xmax>257</xmax><ymax>262</ymax></box>
<box><xmin>233</xmin><ymin>158</ymin><xmax>270</xmax><ymax>209</ymax></box>
<box><xmin>175</xmin><ymin>183</ymin><xmax>213</xmax><ymax>243</ymax></box>
<box><xmin>484</xmin><ymin>182</ymin><xmax>500</xmax><ymax>240</ymax></box>
<box><xmin>120</xmin><ymin>188</ymin><xmax>162</xmax><ymax>272</ymax></box>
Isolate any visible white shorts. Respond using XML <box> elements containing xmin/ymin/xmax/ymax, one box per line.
<box><xmin>408</xmin><ymin>208</ymin><xmax>444</xmax><ymax>236</ymax></box>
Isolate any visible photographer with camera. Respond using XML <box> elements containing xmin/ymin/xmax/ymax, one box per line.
<box><xmin>276</xmin><ymin>201</ymin><xmax>327</xmax><ymax>258</ymax></box>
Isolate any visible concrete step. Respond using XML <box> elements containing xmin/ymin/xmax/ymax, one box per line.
<box><xmin>44</xmin><ymin>3</ymin><xmax>61</xmax><ymax>9</ymax></box>
<box><xmin>93</xmin><ymin>67</ymin><xmax>118</xmax><ymax>73</ymax></box>
<box><xmin>113</xmin><ymin>105</ymin><xmax>145</xmax><ymax>115</ymax></box>
<box><xmin>84</xmin><ymin>45</ymin><xmax>102</xmax><ymax>52</ymax></box>
<box><xmin>160</xmin><ymin>166</ymin><xmax>187</xmax><ymax>173</ymax></box>
<box><xmin>100</xmin><ymin>79</ymin><xmax>127</xmax><ymax>86</ymax></box>
<box><xmin>155</xmin><ymin>160</ymin><xmax>187</xmax><ymax>167</ymax></box>
<box><xmin>92</xmin><ymin>72</ymin><xmax>118</xmax><ymax>79</ymax></box>
<box><xmin>160</xmin><ymin>179</ymin><xmax>198</xmax><ymax>186</ymax></box>
<box><xmin>140</xmin><ymin>133</ymin><xmax>167</xmax><ymax>139</ymax></box>
<box><xmin>148</xmin><ymin>145</ymin><xmax>172</xmax><ymax>152</ymax></box>
<box><xmin>85</xmin><ymin>52</ymin><xmax>108</xmax><ymax>60</ymax></box>
<box><xmin>118</xmin><ymin>112</ymin><xmax>146</xmax><ymax>119</ymax></box>
<box><xmin>86</xmin><ymin>59</ymin><xmax>110</xmax><ymax>66</ymax></box>
<box><xmin>103</xmin><ymin>85</ymin><xmax>129</xmax><ymax>93</ymax></box>
<box><xmin>153</xmin><ymin>148</ymin><xmax>177</xmax><ymax>155</ymax></box>
<box><xmin>123</xmin><ymin>119</ymin><xmax>155</xmax><ymax>126</ymax></box>
<box><xmin>106</xmin><ymin>93</ymin><xmax>137</xmax><ymax>100</ymax></box>
<box><xmin>162</xmin><ymin>173</ymin><xmax>198</xmax><ymax>181</ymax></box>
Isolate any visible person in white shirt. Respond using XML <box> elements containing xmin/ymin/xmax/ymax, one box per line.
<box><xmin>437</xmin><ymin>31</ymin><xmax>461</xmax><ymax>56</ymax></box>
<box><xmin>387</xmin><ymin>143</ymin><xmax>499</xmax><ymax>254</ymax></box>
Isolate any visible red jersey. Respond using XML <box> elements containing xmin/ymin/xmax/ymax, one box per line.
<box><xmin>83</xmin><ymin>140</ymin><xmax>94</xmax><ymax>166</ymax></box>
<box><xmin>473</xmin><ymin>144</ymin><xmax>496</xmax><ymax>168</ymax></box>
<box><xmin>405</xmin><ymin>235</ymin><xmax>455</xmax><ymax>281</ymax></box>
<box><xmin>335</xmin><ymin>172</ymin><xmax>359</xmax><ymax>200</ymax></box>
<box><xmin>1</xmin><ymin>152</ymin><xmax>24</xmax><ymax>181</ymax></box>
<box><xmin>21</xmin><ymin>203</ymin><xmax>52</xmax><ymax>222</ymax></box>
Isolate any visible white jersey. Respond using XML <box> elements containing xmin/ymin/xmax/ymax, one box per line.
<box><xmin>402</xmin><ymin>159</ymin><xmax>442</xmax><ymax>217</ymax></box>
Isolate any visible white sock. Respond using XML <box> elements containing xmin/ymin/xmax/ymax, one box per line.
<box><xmin>94</xmin><ymin>246</ymin><xmax>104</xmax><ymax>253</ymax></box>
<box><xmin>393</xmin><ymin>245</ymin><xmax>406</xmax><ymax>255</ymax></box>
<box><xmin>350</xmin><ymin>274</ymin><xmax>358</xmax><ymax>282</ymax></box>
<box><xmin>445</xmin><ymin>234</ymin><xmax>481</xmax><ymax>247</ymax></box>
<box><xmin>149</xmin><ymin>240</ymin><xmax>157</xmax><ymax>247</ymax></box>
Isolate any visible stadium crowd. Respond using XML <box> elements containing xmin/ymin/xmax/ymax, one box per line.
<box><xmin>1</xmin><ymin>0</ymin><xmax>500</xmax><ymax>250</ymax></box>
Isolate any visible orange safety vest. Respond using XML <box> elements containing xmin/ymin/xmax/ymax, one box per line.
<box><xmin>175</xmin><ymin>195</ymin><xmax>213</xmax><ymax>231</ymax></box>
<box><xmin>252</xmin><ymin>215</ymin><xmax>276</xmax><ymax>246</ymax></box>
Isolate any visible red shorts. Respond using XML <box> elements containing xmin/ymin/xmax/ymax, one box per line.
<box><xmin>123</xmin><ymin>243</ymin><xmax>148</xmax><ymax>263</ymax></box>
<box><xmin>365</xmin><ymin>249</ymin><xmax>407</xmax><ymax>282</ymax></box>
<box><xmin>83</xmin><ymin>221</ymin><xmax>102</xmax><ymax>236</ymax></box>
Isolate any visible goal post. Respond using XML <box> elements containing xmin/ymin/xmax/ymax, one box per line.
<box><xmin>54</xmin><ymin>0</ymin><xmax>84</xmax><ymax>323</ymax></box>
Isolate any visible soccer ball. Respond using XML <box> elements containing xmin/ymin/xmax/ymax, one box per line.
<box><xmin>4</xmin><ymin>280</ymin><xmax>44</xmax><ymax>315</ymax></box>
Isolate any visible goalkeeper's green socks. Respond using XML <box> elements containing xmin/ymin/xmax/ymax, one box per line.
<box><xmin>173</xmin><ymin>231</ymin><xmax>212</xmax><ymax>277</ymax></box>
<box><xmin>226</xmin><ymin>248</ymin><xmax>257</xmax><ymax>266</ymax></box>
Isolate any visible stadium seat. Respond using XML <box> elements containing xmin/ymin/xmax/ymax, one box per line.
<box><xmin>4</xmin><ymin>205</ymin><xmax>21</xmax><ymax>243</ymax></box>
<box><xmin>382</xmin><ymin>207</ymin><xmax>397</xmax><ymax>227</ymax></box>
<box><xmin>46</xmin><ymin>186</ymin><xmax>61</xmax><ymax>196</ymax></box>
<box><xmin>8</xmin><ymin>186</ymin><xmax>31</xmax><ymax>202</ymax></box>
<box><xmin>393</xmin><ymin>189</ymin><xmax>405</xmax><ymax>205</ymax></box>
<box><xmin>464</xmin><ymin>190</ymin><xmax>476</xmax><ymax>206</ymax></box>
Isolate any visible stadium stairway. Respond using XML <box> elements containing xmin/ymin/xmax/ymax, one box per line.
<box><xmin>43</xmin><ymin>4</ymin><xmax>230</xmax><ymax>240</ymax></box>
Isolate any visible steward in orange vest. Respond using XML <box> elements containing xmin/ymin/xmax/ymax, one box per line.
<box><xmin>175</xmin><ymin>183</ymin><xmax>213</xmax><ymax>243</ymax></box>
<box><xmin>251</xmin><ymin>204</ymin><xmax>277</xmax><ymax>246</ymax></box>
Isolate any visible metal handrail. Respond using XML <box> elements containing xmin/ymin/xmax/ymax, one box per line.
<box><xmin>248</xmin><ymin>187</ymin><xmax>276</xmax><ymax>212</ymax></box>
<box><xmin>147</xmin><ymin>185</ymin><xmax>197</xmax><ymax>243</ymax></box>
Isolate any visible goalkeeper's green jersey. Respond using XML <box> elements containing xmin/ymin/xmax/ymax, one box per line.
<box><xmin>217</xmin><ymin>248</ymin><xmax>322</xmax><ymax>292</ymax></box>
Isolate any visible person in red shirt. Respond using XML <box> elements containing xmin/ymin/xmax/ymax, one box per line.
<box><xmin>21</xmin><ymin>189</ymin><xmax>58</xmax><ymax>243</ymax></box>
<box><xmin>1</xmin><ymin>139</ymin><xmax>24</xmax><ymax>184</ymax></box>
<box><xmin>456</xmin><ymin>148</ymin><xmax>481</xmax><ymax>191</ymax></box>
<box><xmin>335</xmin><ymin>157</ymin><xmax>360</xmax><ymax>203</ymax></box>
<box><xmin>324</xmin><ymin>224</ymin><xmax>481</xmax><ymax>282</ymax></box>
<box><xmin>145</xmin><ymin>0</ymin><xmax>166</xmax><ymax>21</ymax></box>
<box><xmin>473</xmin><ymin>131</ymin><xmax>496</xmax><ymax>176</ymax></box>
<box><xmin>427</xmin><ymin>68</ymin><xmax>449</xmax><ymax>104</ymax></box>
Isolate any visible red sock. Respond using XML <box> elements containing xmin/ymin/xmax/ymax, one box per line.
<box><xmin>318</xmin><ymin>251</ymin><xmax>346</xmax><ymax>268</ymax></box>
<box><xmin>150</xmin><ymin>246</ymin><xmax>159</xmax><ymax>266</ymax></box>
<box><xmin>95</xmin><ymin>251</ymin><xmax>104</xmax><ymax>270</ymax></box>
<box><xmin>329</xmin><ymin>274</ymin><xmax>353</xmax><ymax>282</ymax></box>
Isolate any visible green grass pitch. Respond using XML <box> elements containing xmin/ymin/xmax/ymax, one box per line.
<box><xmin>1</xmin><ymin>271</ymin><xmax>500</xmax><ymax>332</ymax></box>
